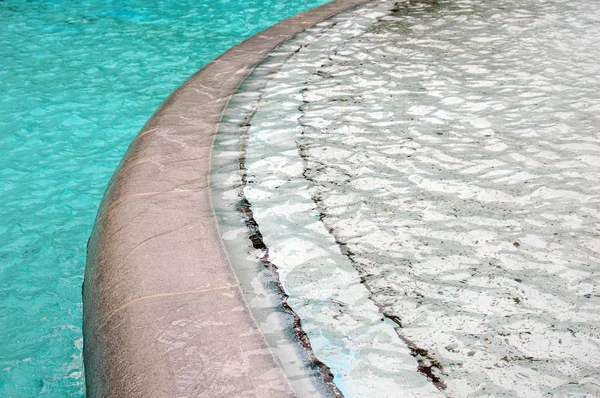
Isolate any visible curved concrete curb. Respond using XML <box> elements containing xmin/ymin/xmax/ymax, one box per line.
<box><xmin>83</xmin><ymin>1</ymin><xmax>371</xmax><ymax>397</ymax></box>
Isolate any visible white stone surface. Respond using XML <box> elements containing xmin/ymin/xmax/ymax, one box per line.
<box><xmin>217</xmin><ymin>0</ymin><xmax>600</xmax><ymax>396</ymax></box>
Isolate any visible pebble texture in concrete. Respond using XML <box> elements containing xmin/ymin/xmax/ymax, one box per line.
<box><xmin>83</xmin><ymin>1</ymin><xmax>372</xmax><ymax>397</ymax></box>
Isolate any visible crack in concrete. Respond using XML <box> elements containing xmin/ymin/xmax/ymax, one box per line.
<box><xmin>297</xmin><ymin>75</ymin><xmax>449</xmax><ymax>393</ymax></box>
<box><xmin>235</xmin><ymin>103</ymin><xmax>345</xmax><ymax>398</ymax></box>
<box><xmin>94</xmin><ymin>284</ymin><xmax>241</xmax><ymax>335</ymax></box>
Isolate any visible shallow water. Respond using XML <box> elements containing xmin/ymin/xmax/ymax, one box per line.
<box><xmin>223</xmin><ymin>0</ymin><xmax>600</xmax><ymax>395</ymax></box>
<box><xmin>0</xmin><ymin>0</ymin><xmax>329</xmax><ymax>395</ymax></box>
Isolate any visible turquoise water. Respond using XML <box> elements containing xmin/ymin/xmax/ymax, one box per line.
<box><xmin>0</xmin><ymin>0</ymin><xmax>329</xmax><ymax>395</ymax></box>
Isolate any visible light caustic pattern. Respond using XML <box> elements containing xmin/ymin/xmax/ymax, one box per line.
<box><xmin>240</xmin><ymin>0</ymin><xmax>600</xmax><ymax>396</ymax></box>
<box><xmin>0</xmin><ymin>0</ymin><xmax>328</xmax><ymax>395</ymax></box>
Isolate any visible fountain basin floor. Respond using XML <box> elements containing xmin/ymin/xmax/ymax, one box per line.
<box><xmin>212</xmin><ymin>0</ymin><xmax>600</xmax><ymax>396</ymax></box>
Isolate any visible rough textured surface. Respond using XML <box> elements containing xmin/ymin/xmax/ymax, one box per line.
<box><xmin>212</xmin><ymin>3</ymin><xmax>443</xmax><ymax>396</ymax></box>
<box><xmin>83</xmin><ymin>1</ymin><xmax>373</xmax><ymax>397</ymax></box>
<box><xmin>226</xmin><ymin>0</ymin><xmax>600</xmax><ymax>396</ymax></box>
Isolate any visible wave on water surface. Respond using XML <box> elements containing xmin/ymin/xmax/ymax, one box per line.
<box><xmin>215</xmin><ymin>0</ymin><xmax>600</xmax><ymax>396</ymax></box>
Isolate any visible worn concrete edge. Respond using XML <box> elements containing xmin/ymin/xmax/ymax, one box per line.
<box><xmin>83</xmin><ymin>0</ymin><xmax>373</xmax><ymax>397</ymax></box>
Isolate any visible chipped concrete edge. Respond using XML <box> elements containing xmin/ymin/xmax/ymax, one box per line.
<box><xmin>83</xmin><ymin>1</ymin><xmax>372</xmax><ymax>397</ymax></box>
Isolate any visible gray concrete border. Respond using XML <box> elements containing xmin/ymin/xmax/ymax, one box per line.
<box><xmin>83</xmin><ymin>0</ymin><xmax>371</xmax><ymax>396</ymax></box>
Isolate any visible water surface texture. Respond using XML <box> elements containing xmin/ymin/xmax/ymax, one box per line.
<box><xmin>233</xmin><ymin>0</ymin><xmax>600</xmax><ymax>395</ymax></box>
<box><xmin>214</xmin><ymin>3</ymin><xmax>444</xmax><ymax>396</ymax></box>
<box><xmin>0</xmin><ymin>0</ymin><xmax>329</xmax><ymax>395</ymax></box>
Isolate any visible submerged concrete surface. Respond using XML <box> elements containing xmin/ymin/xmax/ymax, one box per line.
<box><xmin>212</xmin><ymin>2</ymin><xmax>445</xmax><ymax>396</ymax></box>
<box><xmin>237</xmin><ymin>0</ymin><xmax>600</xmax><ymax>396</ymax></box>
<box><xmin>83</xmin><ymin>1</ymin><xmax>372</xmax><ymax>396</ymax></box>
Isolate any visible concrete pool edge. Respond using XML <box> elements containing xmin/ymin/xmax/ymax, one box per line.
<box><xmin>83</xmin><ymin>0</ymin><xmax>372</xmax><ymax>396</ymax></box>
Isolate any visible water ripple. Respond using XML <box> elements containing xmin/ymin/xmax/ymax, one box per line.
<box><xmin>239</xmin><ymin>0</ymin><xmax>600</xmax><ymax>395</ymax></box>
